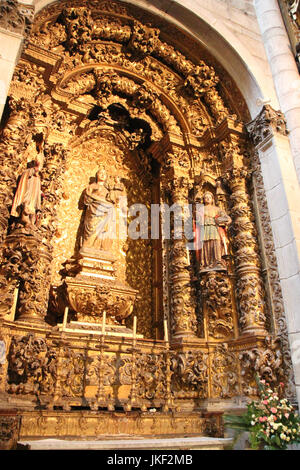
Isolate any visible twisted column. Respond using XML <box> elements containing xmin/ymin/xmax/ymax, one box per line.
<box><xmin>225</xmin><ymin>167</ymin><xmax>268</xmax><ymax>336</ymax></box>
<box><xmin>161</xmin><ymin>171</ymin><xmax>197</xmax><ymax>341</ymax></box>
<box><xmin>0</xmin><ymin>97</ymin><xmax>33</xmax><ymax>244</ymax></box>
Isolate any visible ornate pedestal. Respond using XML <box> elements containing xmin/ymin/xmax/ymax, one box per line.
<box><xmin>63</xmin><ymin>250</ymin><xmax>138</xmax><ymax>333</ymax></box>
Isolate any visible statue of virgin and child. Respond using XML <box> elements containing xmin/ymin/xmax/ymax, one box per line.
<box><xmin>80</xmin><ymin>167</ymin><xmax>124</xmax><ymax>256</ymax></box>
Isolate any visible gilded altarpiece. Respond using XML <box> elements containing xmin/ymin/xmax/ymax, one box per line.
<box><xmin>0</xmin><ymin>0</ymin><xmax>296</xmax><ymax>446</ymax></box>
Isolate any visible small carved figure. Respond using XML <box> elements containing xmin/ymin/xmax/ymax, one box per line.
<box><xmin>194</xmin><ymin>191</ymin><xmax>231</xmax><ymax>270</ymax></box>
<box><xmin>81</xmin><ymin>168</ymin><xmax>124</xmax><ymax>254</ymax></box>
<box><xmin>11</xmin><ymin>157</ymin><xmax>43</xmax><ymax>229</ymax></box>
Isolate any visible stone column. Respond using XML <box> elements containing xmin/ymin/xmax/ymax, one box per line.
<box><xmin>254</xmin><ymin>0</ymin><xmax>300</xmax><ymax>182</ymax></box>
<box><xmin>247</xmin><ymin>104</ymin><xmax>300</xmax><ymax>405</ymax></box>
<box><xmin>161</xmin><ymin>167</ymin><xmax>198</xmax><ymax>342</ymax></box>
<box><xmin>0</xmin><ymin>0</ymin><xmax>34</xmax><ymax>120</ymax></box>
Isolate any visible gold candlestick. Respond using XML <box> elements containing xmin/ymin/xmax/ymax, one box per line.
<box><xmin>164</xmin><ymin>318</ymin><xmax>169</xmax><ymax>343</ymax></box>
<box><xmin>10</xmin><ymin>286</ymin><xmax>19</xmax><ymax>321</ymax></box>
<box><xmin>133</xmin><ymin>315</ymin><xmax>137</xmax><ymax>339</ymax></box>
<box><xmin>186</xmin><ymin>246</ymin><xmax>190</xmax><ymax>265</ymax></box>
<box><xmin>102</xmin><ymin>311</ymin><xmax>106</xmax><ymax>336</ymax></box>
<box><xmin>62</xmin><ymin>306</ymin><xmax>69</xmax><ymax>330</ymax></box>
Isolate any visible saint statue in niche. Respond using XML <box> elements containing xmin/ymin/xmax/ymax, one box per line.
<box><xmin>11</xmin><ymin>147</ymin><xmax>44</xmax><ymax>229</ymax></box>
<box><xmin>194</xmin><ymin>190</ymin><xmax>231</xmax><ymax>271</ymax></box>
<box><xmin>80</xmin><ymin>168</ymin><xmax>124</xmax><ymax>255</ymax></box>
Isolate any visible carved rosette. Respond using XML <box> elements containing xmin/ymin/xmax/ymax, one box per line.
<box><xmin>224</xmin><ymin>163</ymin><xmax>268</xmax><ymax>336</ymax></box>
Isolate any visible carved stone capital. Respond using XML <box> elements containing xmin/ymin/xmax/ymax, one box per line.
<box><xmin>223</xmin><ymin>167</ymin><xmax>251</xmax><ymax>191</ymax></box>
<box><xmin>0</xmin><ymin>0</ymin><xmax>34</xmax><ymax>36</ymax></box>
<box><xmin>246</xmin><ymin>105</ymin><xmax>289</xmax><ymax>148</ymax></box>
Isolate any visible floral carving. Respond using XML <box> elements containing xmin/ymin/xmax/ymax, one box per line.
<box><xmin>87</xmin><ymin>354</ymin><xmax>116</xmax><ymax>387</ymax></box>
<box><xmin>252</xmin><ymin>151</ymin><xmax>296</xmax><ymax>399</ymax></box>
<box><xmin>66</xmin><ymin>281</ymin><xmax>136</xmax><ymax>325</ymax></box>
<box><xmin>61</xmin><ymin>7</ymin><xmax>94</xmax><ymax>54</ymax></box>
<box><xmin>1</xmin><ymin>231</ymin><xmax>52</xmax><ymax>323</ymax></box>
<box><xmin>10</xmin><ymin>62</ymin><xmax>46</xmax><ymax>100</ymax></box>
<box><xmin>240</xmin><ymin>336</ymin><xmax>285</xmax><ymax>396</ymax></box>
<box><xmin>221</xmin><ymin>149</ymin><xmax>268</xmax><ymax>336</ymax></box>
<box><xmin>128</xmin><ymin>21</ymin><xmax>160</xmax><ymax>57</ymax></box>
<box><xmin>40</xmin><ymin>143</ymin><xmax>68</xmax><ymax>244</ymax></box>
<box><xmin>0</xmin><ymin>97</ymin><xmax>32</xmax><ymax>242</ymax></box>
<box><xmin>211</xmin><ymin>344</ymin><xmax>239</xmax><ymax>398</ymax></box>
<box><xmin>184</xmin><ymin>62</ymin><xmax>219</xmax><ymax>98</ymax></box>
<box><xmin>136</xmin><ymin>353</ymin><xmax>166</xmax><ymax>400</ymax></box>
<box><xmin>171</xmin><ymin>351</ymin><xmax>208</xmax><ymax>398</ymax></box>
<box><xmin>132</xmin><ymin>84</ymin><xmax>158</xmax><ymax>112</ymax></box>
<box><xmin>0</xmin><ymin>415</ymin><xmax>21</xmax><ymax>450</ymax></box>
<box><xmin>59</xmin><ymin>348</ymin><xmax>85</xmax><ymax>397</ymax></box>
<box><xmin>201</xmin><ymin>273</ymin><xmax>234</xmax><ymax>339</ymax></box>
<box><xmin>7</xmin><ymin>334</ymin><xmax>57</xmax><ymax>395</ymax></box>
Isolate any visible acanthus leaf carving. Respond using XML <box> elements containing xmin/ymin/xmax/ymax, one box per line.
<box><xmin>7</xmin><ymin>334</ymin><xmax>57</xmax><ymax>395</ymax></box>
<box><xmin>171</xmin><ymin>351</ymin><xmax>208</xmax><ymax>398</ymax></box>
<box><xmin>201</xmin><ymin>272</ymin><xmax>234</xmax><ymax>339</ymax></box>
<box><xmin>0</xmin><ymin>0</ymin><xmax>34</xmax><ymax>36</ymax></box>
<box><xmin>211</xmin><ymin>344</ymin><xmax>239</xmax><ymax>398</ymax></box>
<box><xmin>246</xmin><ymin>104</ymin><xmax>289</xmax><ymax>147</ymax></box>
<box><xmin>240</xmin><ymin>336</ymin><xmax>285</xmax><ymax>396</ymax></box>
